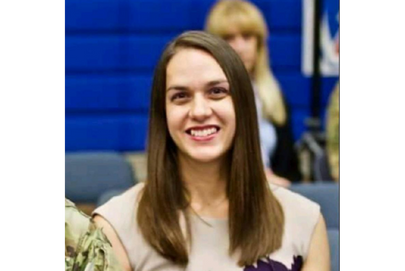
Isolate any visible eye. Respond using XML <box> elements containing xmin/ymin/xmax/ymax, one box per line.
<box><xmin>209</xmin><ymin>87</ymin><xmax>229</xmax><ymax>99</ymax></box>
<box><xmin>170</xmin><ymin>92</ymin><xmax>189</xmax><ymax>102</ymax></box>
<box><xmin>242</xmin><ymin>32</ymin><xmax>254</xmax><ymax>40</ymax></box>
<box><xmin>222</xmin><ymin>34</ymin><xmax>235</xmax><ymax>42</ymax></box>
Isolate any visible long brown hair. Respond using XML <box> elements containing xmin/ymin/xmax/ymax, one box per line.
<box><xmin>137</xmin><ymin>31</ymin><xmax>284</xmax><ymax>267</ymax></box>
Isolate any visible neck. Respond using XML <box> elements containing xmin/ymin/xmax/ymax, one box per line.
<box><xmin>178</xmin><ymin>154</ymin><xmax>229</xmax><ymax>217</ymax></box>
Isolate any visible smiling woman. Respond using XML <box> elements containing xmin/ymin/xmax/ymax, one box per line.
<box><xmin>165</xmin><ymin>48</ymin><xmax>236</xmax><ymax>164</ymax></box>
<box><xmin>92</xmin><ymin>31</ymin><xmax>330</xmax><ymax>271</ymax></box>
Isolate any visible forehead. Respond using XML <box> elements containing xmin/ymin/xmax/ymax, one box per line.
<box><xmin>166</xmin><ymin>48</ymin><xmax>227</xmax><ymax>87</ymax></box>
<box><xmin>217</xmin><ymin>13</ymin><xmax>258</xmax><ymax>35</ymax></box>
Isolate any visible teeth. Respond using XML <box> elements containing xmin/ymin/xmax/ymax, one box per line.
<box><xmin>190</xmin><ymin>128</ymin><xmax>217</xmax><ymax>137</ymax></box>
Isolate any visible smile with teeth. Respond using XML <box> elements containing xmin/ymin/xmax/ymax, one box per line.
<box><xmin>189</xmin><ymin>127</ymin><xmax>219</xmax><ymax>137</ymax></box>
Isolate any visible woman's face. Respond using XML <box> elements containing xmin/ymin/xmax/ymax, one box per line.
<box><xmin>165</xmin><ymin>48</ymin><xmax>236</xmax><ymax>164</ymax></box>
<box><xmin>222</xmin><ymin>27</ymin><xmax>258</xmax><ymax>75</ymax></box>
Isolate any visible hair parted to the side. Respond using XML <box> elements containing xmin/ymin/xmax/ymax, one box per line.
<box><xmin>137</xmin><ymin>30</ymin><xmax>284</xmax><ymax>267</ymax></box>
<box><xmin>205</xmin><ymin>0</ymin><xmax>286</xmax><ymax>126</ymax></box>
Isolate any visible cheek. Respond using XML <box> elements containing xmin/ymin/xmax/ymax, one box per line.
<box><xmin>165</xmin><ymin>105</ymin><xmax>177</xmax><ymax>134</ymax></box>
<box><xmin>228</xmin><ymin>102</ymin><xmax>236</xmax><ymax>136</ymax></box>
<box><xmin>165</xmin><ymin>105</ymin><xmax>187</xmax><ymax>135</ymax></box>
<box><xmin>217</xmin><ymin>100</ymin><xmax>236</xmax><ymax>132</ymax></box>
<box><xmin>247</xmin><ymin>38</ymin><xmax>258</xmax><ymax>58</ymax></box>
<box><xmin>249</xmin><ymin>44</ymin><xmax>257</xmax><ymax>61</ymax></box>
<box><xmin>228</xmin><ymin>42</ymin><xmax>243</xmax><ymax>58</ymax></box>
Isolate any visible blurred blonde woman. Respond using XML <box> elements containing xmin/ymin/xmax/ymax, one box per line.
<box><xmin>206</xmin><ymin>0</ymin><xmax>302</xmax><ymax>184</ymax></box>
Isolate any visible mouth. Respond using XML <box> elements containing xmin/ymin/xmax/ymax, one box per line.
<box><xmin>185</xmin><ymin>125</ymin><xmax>220</xmax><ymax>139</ymax></box>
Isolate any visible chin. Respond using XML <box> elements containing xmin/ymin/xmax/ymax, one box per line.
<box><xmin>184</xmin><ymin>148</ymin><xmax>227</xmax><ymax>163</ymax></box>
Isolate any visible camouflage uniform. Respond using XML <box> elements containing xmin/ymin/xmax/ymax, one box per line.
<box><xmin>326</xmin><ymin>82</ymin><xmax>339</xmax><ymax>181</ymax></box>
<box><xmin>65</xmin><ymin>199</ymin><xmax>123</xmax><ymax>271</ymax></box>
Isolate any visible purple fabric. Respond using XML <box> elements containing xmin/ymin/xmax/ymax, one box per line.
<box><xmin>244</xmin><ymin>255</ymin><xmax>303</xmax><ymax>271</ymax></box>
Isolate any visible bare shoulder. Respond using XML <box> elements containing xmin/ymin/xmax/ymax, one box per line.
<box><xmin>302</xmin><ymin>214</ymin><xmax>330</xmax><ymax>271</ymax></box>
<box><xmin>93</xmin><ymin>215</ymin><xmax>133</xmax><ymax>271</ymax></box>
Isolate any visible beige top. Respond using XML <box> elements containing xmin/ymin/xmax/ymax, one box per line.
<box><xmin>93</xmin><ymin>183</ymin><xmax>320</xmax><ymax>271</ymax></box>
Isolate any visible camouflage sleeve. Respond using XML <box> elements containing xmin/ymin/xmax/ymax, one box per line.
<box><xmin>65</xmin><ymin>199</ymin><xmax>123</xmax><ymax>271</ymax></box>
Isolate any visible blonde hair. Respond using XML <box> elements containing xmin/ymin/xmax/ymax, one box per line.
<box><xmin>205</xmin><ymin>0</ymin><xmax>286</xmax><ymax>125</ymax></box>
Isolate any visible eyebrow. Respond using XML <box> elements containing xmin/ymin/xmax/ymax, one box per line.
<box><xmin>166</xmin><ymin>79</ymin><xmax>229</xmax><ymax>92</ymax></box>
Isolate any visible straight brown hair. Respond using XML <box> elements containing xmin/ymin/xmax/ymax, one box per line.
<box><xmin>137</xmin><ymin>31</ymin><xmax>284</xmax><ymax>267</ymax></box>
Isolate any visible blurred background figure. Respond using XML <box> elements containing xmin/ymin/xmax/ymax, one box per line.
<box><xmin>326</xmin><ymin>82</ymin><xmax>339</xmax><ymax>181</ymax></box>
<box><xmin>326</xmin><ymin>25</ymin><xmax>339</xmax><ymax>182</ymax></box>
<box><xmin>205</xmin><ymin>0</ymin><xmax>301</xmax><ymax>186</ymax></box>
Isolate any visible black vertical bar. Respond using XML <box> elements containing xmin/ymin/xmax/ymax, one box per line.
<box><xmin>309</xmin><ymin>0</ymin><xmax>323</xmax><ymax>131</ymax></box>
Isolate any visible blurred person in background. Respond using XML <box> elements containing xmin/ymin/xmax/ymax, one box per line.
<box><xmin>326</xmin><ymin>82</ymin><xmax>339</xmax><ymax>181</ymax></box>
<box><xmin>205</xmin><ymin>0</ymin><xmax>302</xmax><ymax>187</ymax></box>
<box><xmin>326</xmin><ymin>27</ymin><xmax>339</xmax><ymax>182</ymax></box>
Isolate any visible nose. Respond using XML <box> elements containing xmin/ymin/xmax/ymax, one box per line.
<box><xmin>188</xmin><ymin>94</ymin><xmax>212</xmax><ymax>121</ymax></box>
<box><xmin>229</xmin><ymin>35</ymin><xmax>246</xmax><ymax>55</ymax></box>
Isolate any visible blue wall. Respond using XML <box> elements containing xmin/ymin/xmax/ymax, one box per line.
<box><xmin>65</xmin><ymin>0</ymin><xmax>338</xmax><ymax>152</ymax></box>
